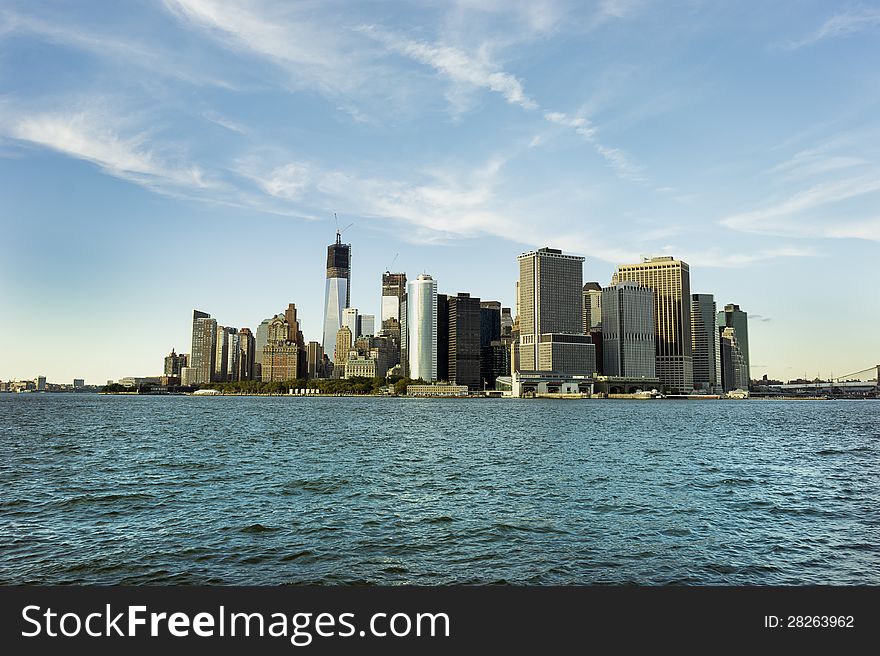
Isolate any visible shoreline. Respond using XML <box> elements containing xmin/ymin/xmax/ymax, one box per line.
<box><xmin>89</xmin><ymin>391</ymin><xmax>880</xmax><ymax>401</ymax></box>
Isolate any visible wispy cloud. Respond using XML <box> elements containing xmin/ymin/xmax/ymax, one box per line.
<box><xmin>544</xmin><ymin>110</ymin><xmax>646</xmax><ymax>183</ymax></box>
<box><xmin>0</xmin><ymin>8</ymin><xmax>237</xmax><ymax>89</ymax></box>
<box><xmin>784</xmin><ymin>8</ymin><xmax>880</xmax><ymax>50</ymax></box>
<box><xmin>677</xmin><ymin>245</ymin><xmax>817</xmax><ymax>268</ymax></box>
<box><xmin>162</xmin><ymin>0</ymin><xmax>371</xmax><ymax>95</ymax></box>
<box><xmin>0</xmin><ymin>104</ymin><xmax>212</xmax><ymax>192</ymax></box>
<box><xmin>769</xmin><ymin>146</ymin><xmax>867</xmax><ymax>182</ymax></box>
<box><xmin>357</xmin><ymin>25</ymin><xmax>537</xmax><ymax>110</ymax></box>
<box><xmin>720</xmin><ymin>175</ymin><xmax>880</xmax><ymax>241</ymax></box>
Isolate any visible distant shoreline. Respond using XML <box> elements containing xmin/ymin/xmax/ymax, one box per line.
<box><xmin>85</xmin><ymin>392</ymin><xmax>880</xmax><ymax>401</ymax></box>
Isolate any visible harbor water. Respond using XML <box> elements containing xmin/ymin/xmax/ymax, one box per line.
<box><xmin>1</xmin><ymin>394</ymin><xmax>877</xmax><ymax>585</ymax></box>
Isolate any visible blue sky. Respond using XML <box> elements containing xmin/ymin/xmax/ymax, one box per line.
<box><xmin>1</xmin><ymin>0</ymin><xmax>879</xmax><ymax>384</ymax></box>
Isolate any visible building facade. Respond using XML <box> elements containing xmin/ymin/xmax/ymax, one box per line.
<box><xmin>404</xmin><ymin>274</ymin><xmax>438</xmax><ymax>382</ymax></box>
<box><xmin>306</xmin><ymin>341</ymin><xmax>324</xmax><ymax>379</ymax></box>
<box><xmin>516</xmin><ymin>247</ymin><xmax>593</xmax><ymax>376</ymax></box>
<box><xmin>322</xmin><ymin>232</ymin><xmax>351</xmax><ymax>364</ymax></box>
<box><xmin>582</xmin><ymin>282</ymin><xmax>602</xmax><ymax>334</ymax></box>
<box><xmin>691</xmin><ymin>294</ymin><xmax>722</xmax><ymax>392</ymax></box>
<box><xmin>164</xmin><ymin>349</ymin><xmax>188</xmax><ymax>376</ymax></box>
<box><xmin>381</xmin><ymin>272</ymin><xmax>407</xmax><ymax>323</ymax></box>
<box><xmin>359</xmin><ymin>314</ymin><xmax>375</xmax><ymax>337</ymax></box>
<box><xmin>190</xmin><ymin>310</ymin><xmax>217</xmax><ymax>385</ymax></box>
<box><xmin>448</xmin><ymin>293</ymin><xmax>482</xmax><ymax>390</ymax></box>
<box><xmin>342</xmin><ymin>307</ymin><xmax>359</xmax><ymax>342</ymax></box>
<box><xmin>612</xmin><ymin>256</ymin><xmax>693</xmax><ymax>394</ymax></box>
<box><xmin>238</xmin><ymin>328</ymin><xmax>255</xmax><ymax>381</ymax></box>
<box><xmin>335</xmin><ymin>326</ymin><xmax>353</xmax><ymax>374</ymax></box>
<box><xmin>262</xmin><ymin>314</ymin><xmax>302</xmax><ymax>382</ymax></box>
<box><xmin>720</xmin><ymin>326</ymin><xmax>748</xmax><ymax>392</ymax></box>
<box><xmin>601</xmin><ymin>282</ymin><xmax>656</xmax><ymax>379</ymax></box>
<box><xmin>718</xmin><ymin>304</ymin><xmax>750</xmax><ymax>385</ymax></box>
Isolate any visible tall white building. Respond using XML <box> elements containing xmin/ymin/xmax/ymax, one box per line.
<box><xmin>602</xmin><ymin>282</ymin><xmax>656</xmax><ymax>378</ymax></box>
<box><xmin>342</xmin><ymin>307</ymin><xmax>359</xmax><ymax>341</ymax></box>
<box><xmin>403</xmin><ymin>274</ymin><xmax>438</xmax><ymax>382</ymax></box>
<box><xmin>612</xmin><ymin>256</ymin><xmax>693</xmax><ymax>394</ymax></box>
<box><xmin>322</xmin><ymin>232</ymin><xmax>351</xmax><ymax>362</ymax></box>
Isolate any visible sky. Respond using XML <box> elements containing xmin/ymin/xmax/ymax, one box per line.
<box><xmin>1</xmin><ymin>0</ymin><xmax>879</xmax><ymax>384</ymax></box>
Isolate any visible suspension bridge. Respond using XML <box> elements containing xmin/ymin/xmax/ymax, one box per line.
<box><xmin>771</xmin><ymin>364</ymin><xmax>880</xmax><ymax>394</ymax></box>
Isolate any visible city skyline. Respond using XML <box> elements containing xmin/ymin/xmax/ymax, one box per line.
<box><xmin>2</xmin><ymin>1</ymin><xmax>879</xmax><ymax>382</ymax></box>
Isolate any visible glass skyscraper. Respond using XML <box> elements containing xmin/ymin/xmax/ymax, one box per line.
<box><xmin>322</xmin><ymin>232</ymin><xmax>351</xmax><ymax>362</ymax></box>
<box><xmin>403</xmin><ymin>274</ymin><xmax>438</xmax><ymax>382</ymax></box>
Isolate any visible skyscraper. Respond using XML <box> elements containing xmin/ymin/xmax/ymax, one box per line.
<box><xmin>359</xmin><ymin>314</ymin><xmax>375</xmax><ymax>337</ymax></box>
<box><xmin>239</xmin><ymin>328</ymin><xmax>255</xmax><ymax>381</ymax></box>
<box><xmin>381</xmin><ymin>272</ymin><xmax>407</xmax><ymax>323</ymax></box>
<box><xmin>285</xmin><ymin>303</ymin><xmax>305</xmax><ymax>347</ymax></box>
<box><xmin>306</xmin><ymin>341</ymin><xmax>324</xmax><ymax>379</ymax></box>
<box><xmin>214</xmin><ymin>325</ymin><xmax>229</xmax><ymax>382</ymax></box>
<box><xmin>601</xmin><ymin>282</ymin><xmax>656</xmax><ymax>378</ymax></box>
<box><xmin>691</xmin><ymin>294</ymin><xmax>722</xmax><ymax>392</ymax></box>
<box><xmin>516</xmin><ymin>247</ymin><xmax>594</xmax><ymax>375</ymax></box>
<box><xmin>322</xmin><ymin>231</ymin><xmax>351</xmax><ymax>364</ymax></box>
<box><xmin>720</xmin><ymin>326</ymin><xmax>747</xmax><ymax>392</ymax></box>
<box><xmin>335</xmin><ymin>325</ymin><xmax>353</xmax><ymax>375</ymax></box>
<box><xmin>190</xmin><ymin>310</ymin><xmax>217</xmax><ymax>385</ymax></box>
<box><xmin>612</xmin><ymin>256</ymin><xmax>693</xmax><ymax>394</ymax></box>
<box><xmin>164</xmin><ymin>349</ymin><xmax>187</xmax><ymax>376</ymax></box>
<box><xmin>262</xmin><ymin>314</ymin><xmax>301</xmax><ymax>382</ymax></box>
<box><xmin>718</xmin><ymin>304</ymin><xmax>750</xmax><ymax>384</ymax></box>
<box><xmin>228</xmin><ymin>329</ymin><xmax>242</xmax><ymax>382</ymax></box>
<box><xmin>479</xmin><ymin>301</ymin><xmax>501</xmax><ymax>348</ymax></box>
<box><xmin>583</xmin><ymin>282</ymin><xmax>602</xmax><ymax>333</ymax></box>
<box><xmin>342</xmin><ymin>308</ymin><xmax>359</xmax><ymax>342</ymax></box>
<box><xmin>254</xmin><ymin>317</ymin><xmax>271</xmax><ymax>381</ymax></box>
<box><xmin>404</xmin><ymin>274</ymin><xmax>438</xmax><ymax>382</ymax></box>
<box><xmin>448</xmin><ymin>293</ymin><xmax>481</xmax><ymax>390</ymax></box>
<box><xmin>437</xmin><ymin>293</ymin><xmax>449</xmax><ymax>382</ymax></box>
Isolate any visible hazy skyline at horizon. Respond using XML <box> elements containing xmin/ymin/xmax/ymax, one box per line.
<box><xmin>2</xmin><ymin>1</ymin><xmax>879</xmax><ymax>383</ymax></box>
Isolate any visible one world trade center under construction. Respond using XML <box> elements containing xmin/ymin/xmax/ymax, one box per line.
<box><xmin>322</xmin><ymin>231</ymin><xmax>351</xmax><ymax>362</ymax></box>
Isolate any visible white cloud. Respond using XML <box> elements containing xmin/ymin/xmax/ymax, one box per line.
<box><xmin>785</xmin><ymin>8</ymin><xmax>880</xmax><ymax>50</ymax></box>
<box><xmin>1</xmin><ymin>106</ymin><xmax>212</xmax><ymax>192</ymax></box>
<box><xmin>676</xmin><ymin>245</ymin><xmax>817</xmax><ymax>268</ymax></box>
<box><xmin>544</xmin><ymin>110</ymin><xmax>646</xmax><ymax>182</ymax></box>
<box><xmin>720</xmin><ymin>175</ymin><xmax>880</xmax><ymax>241</ymax></box>
<box><xmin>769</xmin><ymin>147</ymin><xmax>867</xmax><ymax>182</ymax></box>
<box><xmin>236</xmin><ymin>159</ymin><xmax>312</xmax><ymax>201</ymax></box>
<box><xmin>162</xmin><ymin>0</ymin><xmax>369</xmax><ymax>94</ymax></box>
<box><xmin>358</xmin><ymin>25</ymin><xmax>537</xmax><ymax>110</ymax></box>
<box><xmin>0</xmin><ymin>8</ymin><xmax>237</xmax><ymax>89</ymax></box>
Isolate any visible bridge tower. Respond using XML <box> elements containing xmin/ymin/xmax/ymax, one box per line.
<box><xmin>876</xmin><ymin>364</ymin><xmax>880</xmax><ymax>389</ymax></box>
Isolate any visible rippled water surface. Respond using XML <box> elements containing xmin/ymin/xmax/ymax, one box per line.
<box><xmin>1</xmin><ymin>394</ymin><xmax>878</xmax><ymax>585</ymax></box>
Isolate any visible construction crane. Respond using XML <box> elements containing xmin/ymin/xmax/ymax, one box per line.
<box><xmin>387</xmin><ymin>253</ymin><xmax>399</xmax><ymax>272</ymax></box>
<box><xmin>333</xmin><ymin>213</ymin><xmax>354</xmax><ymax>243</ymax></box>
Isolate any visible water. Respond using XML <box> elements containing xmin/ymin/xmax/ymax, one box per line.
<box><xmin>1</xmin><ymin>394</ymin><xmax>878</xmax><ymax>585</ymax></box>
